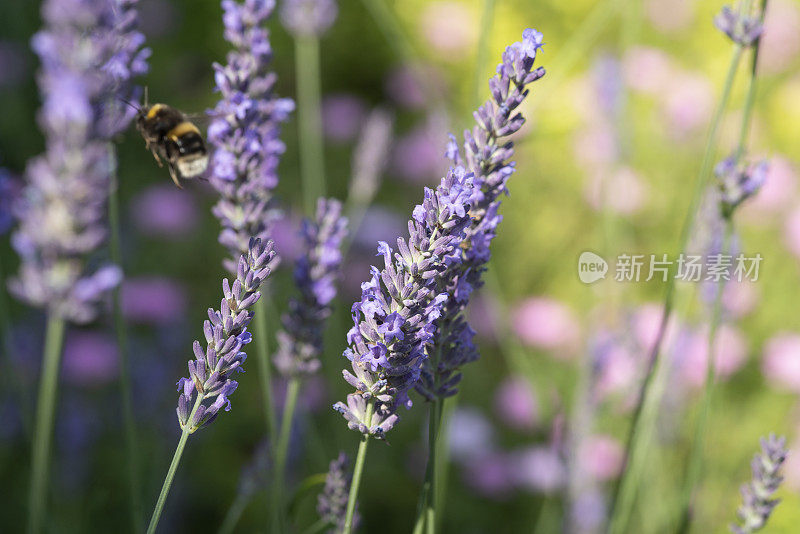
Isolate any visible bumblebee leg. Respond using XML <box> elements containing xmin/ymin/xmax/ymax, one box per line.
<box><xmin>168</xmin><ymin>165</ymin><xmax>183</xmax><ymax>189</ymax></box>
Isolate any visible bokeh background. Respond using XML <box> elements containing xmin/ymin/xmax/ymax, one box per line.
<box><xmin>1</xmin><ymin>0</ymin><xmax>800</xmax><ymax>532</ymax></box>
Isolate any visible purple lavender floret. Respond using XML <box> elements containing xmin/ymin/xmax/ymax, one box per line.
<box><xmin>317</xmin><ymin>452</ymin><xmax>359</xmax><ymax>533</ymax></box>
<box><xmin>280</xmin><ymin>0</ymin><xmax>338</xmax><ymax>37</ymax></box>
<box><xmin>9</xmin><ymin>0</ymin><xmax>149</xmax><ymax>323</ymax></box>
<box><xmin>714</xmin><ymin>155</ymin><xmax>768</xmax><ymax>218</ymax></box>
<box><xmin>208</xmin><ymin>0</ymin><xmax>294</xmax><ymax>272</ymax></box>
<box><xmin>176</xmin><ymin>238</ymin><xmax>274</xmax><ymax>432</ymax></box>
<box><xmin>0</xmin><ymin>168</ymin><xmax>17</xmax><ymax>235</ymax></box>
<box><xmin>333</xmin><ymin>167</ymin><xmax>475</xmax><ymax>437</ymax></box>
<box><xmin>730</xmin><ymin>434</ymin><xmax>788</xmax><ymax>534</ymax></box>
<box><xmin>275</xmin><ymin>198</ymin><xmax>348</xmax><ymax>377</ymax></box>
<box><xmin>417</xmin><ymin>28</ymin><xmax>545</xmax><ymax>400</ymax></box>
<box><xmin>714</xmin><ymin>4</ymin><xmax>764</xmax><ymax>46</ymax></box>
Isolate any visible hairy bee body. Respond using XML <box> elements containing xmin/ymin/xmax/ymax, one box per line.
<box><xmin>136</xmin><ymin>103</ymin><xmax>208</xmax><ymax>188</ymax></box>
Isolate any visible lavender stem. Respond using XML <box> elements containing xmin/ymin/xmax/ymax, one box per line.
<box><xmin>343</xmin><ymin>403</ymin><xmax>373</xmax><ymax>534</ymax></box>
<box><xmin>253</xmin><ymin>299</ymin><xmax>277</xmax><ymax>439</ymax></box>
<box><xmin>108</xmin><ymin>145</ymin><xmax>143</xmax><ymax>533</ymax></box>
<box><xmin>295</xmin><ymin>34</ymin><xmax>326</xmax><ymax>213</ymax></box>
<box><xmin>608</xmin><ymin>42</ymin><xmax>746</xmax><ymax>534</ymax></box>
<box><xmin>26</xmin><ymin>315</ymin><xmax>65</xmax><ymax>534</ymax></box>
<box><xmin>217</xmin><ymin>492</ymin><xmax>249</xmax><ymax>534</ymax></box>
<box><xmin>146</xmin><ymin>394</ymin><xmax>204</xmax><ymax>534</ymax></box>
<box><xmin>678</xmin><ymin>219</ymin><xmax>734</xmax><ymax>532</ymax></box>
<box><xmin>270</xmin><ymin>376</ymin><xmax>300</xmax><ymax>532</ymax></box>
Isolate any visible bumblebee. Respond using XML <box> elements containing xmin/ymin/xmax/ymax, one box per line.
<box><xmin>134</xmin><ymin>96</ymin><xmax>208</xmax><ymax>188</ymax></box>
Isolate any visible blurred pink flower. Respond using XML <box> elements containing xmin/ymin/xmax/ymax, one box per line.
<box><xmin>62</xmin><ymin>332</ymin><xmax>118</xmax><ymax>385</ymax></box>
<box><xmin>121</xmin><ymin>277</ymin><xmax>188</xmax><ymax>324</ymax></box>
<box><xmin>742</xmin><ymin>156</ymin><xmax>798</xmax><ymax>217</ymax></box>
<box><xmin>131</xmin><ymin>184</ymin><xmax>199</xmax><ymax>237</ymax></box>
<box><xmin>584</xmin><ymin>166</ymin><xmax>649</xmax><ymax>214</ymax></box>
<box><xmin>593</xmin><ymin>331</ymin><xmax>638</xmax><ymax>399</ymax></box>
<box><xmin>447</xmin><ymin>408</ymin><xmax>495</xmax><ymax>461</ymax></box>
<box><xmin>632</xmin><ymin>303</ymin><xmax>680</xmax><ymax>350</ymax></box>
<box><xmin>494</xmin><ymin>378</ymin><xmax>539</xmax><ymax>431</ymax></box>
<box><xmin>391</xmin><ymin>119</ymin><xmax>447</xmax><ymax>183</ymax></box>
<box><xmin>420</xmin><ymin>2</ymin><xmax>476</xmax><ymax>55</ymax></box>
<box><xmin>762</xmin><ymin>333</ymin><xmax>800</xmax><ymax>392</ymax></box>
<box><xmin>623</xmin><ymin>47</ymin><xmax>674</xmax><ymax>94</ymax></box>
<box><xmin>511</xmin><ymin>297</ymin><xmax>580</xmax><ymax>355</ymax></box>
<box><xmin>510</xmin><ymin>446</ymin><xmax>567</xmax><ymax>493</ymax></box>
<box><xmin>271</xmin><ymin>212</ymin><xmax>303</xmax><ymax>262</ymax></box>
<box><xmin>760</xmin><ymin>0</ymin><xmax>800</xmax><ymax>75</ymax></box>
<box><xmin>784</xmin><ymin>441</ymin><xmax>800</xmax><ymax>491</ymax></box>
<box><xmin>321</xmin><ymin>94</ymin><xmax>366</xmax><ymax>142</ymax></box>
<box><xmin>573</xmin><ymin>124</ymin><xmax>618</xmax><ymax>169</ymax></box>
<box><xmin>782</xmin><ymin>206</ymin><xmax>800</xmax><ymax>258</ymax></box>
<box><xmin>645</xmin><ymin>0</ymin><xmax>694</xmax><ymax>33</ymax></box>
<box><xmin>463</xmin><ymin>452</ymin><xmax>514</xmax><ymax>499</ymax></box>
<box><xmin>579</xmin><ymin>434</ymin><xmax>624</xmax><ymax>481</ymax></box>
<box><xmin>722</xmin><ymin>279</ymin><xmax>760</xmax><ymax>319</ymax></box>
<box><xmin>679</xmin><ymin>325</ymin><xmax>748</xmax><ymax>387</ymax></box>
<box><xmin>467</xmin><ymin>291</ymin><xmax>500</xmax><ymax>340</ymax></box>
<box><xmin>663</xmin><ymin>73</ymin><xmax>714</xmax><ymax>137</ymax></box>
<box><xmin>385</xmin><ymin>64</ymin><xmax>444</xmax><ymax>110</ymax></box>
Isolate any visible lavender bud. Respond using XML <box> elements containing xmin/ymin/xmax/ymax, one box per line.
<box><xmin>209</xmin><ymin>0</ymin><xmax>293</xmax><ymax>272</ymax></box>
<box><xmin>715</xmin><ymin>154</ymin><xmax>768</xmax><ymax>217</ymax></box>
<box><xmin>317</xmin><ymin>452</ymin><xmax>359</xmax><ymax>532</ymax></box>
<box><xmin>175</xmin><ymin>238</ymin><xmax>275</xmax><ymax>433</ymax></box>
<box><xmin>280</xmin><ymin>0</ymin><xmax>338</xmax><ymax>37</ymax></box>
<box><xmin>714</xmin><ymin>4</ymin><xmax>765</xmax><ymax>46</ymax></box>
<box><xmin>274</xmin><ymin>198</ymin><xmax>348</xmax><ymax>376</ymax></box>
<box><xmin>730</xmin><ymin>434</ymin><xmax>788</xmax><ymax>534</ymax></box>
<box><xmin>9</xmin><ymin>0</ymin><xmax>149</xmax><ymax>323</ymax></box>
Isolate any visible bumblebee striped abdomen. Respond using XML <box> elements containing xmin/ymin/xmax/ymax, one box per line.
<box><xmin>136</xmin><ymin>102</ymin><xmax>209</xmax><ymax>187</ymax></box>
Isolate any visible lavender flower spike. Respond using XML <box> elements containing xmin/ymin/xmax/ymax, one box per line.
<box><xmin>281</xmin><ymin>0</ymin><xmax>338</xmax><ymax>37</ymax></box>
<box><xmin>176</xmin><ymin>238</ymin><xmax>275</xmax><ymax>433</ymax></box>
<box><xmin>333</xmin><ymin>167</ymin><xmax>475</xmax><ymax>437</ymax></box>
<box><xmin>317</xmin><ymin>452</ymin><xmax>359</xmax><ymax>532</ymax></box>
<box><xmin>714</xmin><ymin>4</ymin><xmax>765</xmax><ymax>46</ymax></box>
<box><xmin>209</xmin><ymin>0</ymin><xmax>294</xmax><ymax>272</ymax></box>
<box><xmin>275</xmin><ymin>198</ymin><xmax>348</xmax><ymax>376</ymax></box>
<box><xmin>417</xmin><ymin>28</ymin><xmax>545</xmax><ymax>400</ymax></box>
<box><xmin>9</xmin><ymin>0</ymin><xmax>149</xmax><ymax>323</ymax></box>
<box><xmin>730</xmin><ymin>434</ymin><xmax>788</xmax><ymax>534</ymax></box>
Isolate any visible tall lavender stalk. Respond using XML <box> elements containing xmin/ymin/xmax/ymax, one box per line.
<box><xmin>146</xmin><ymin>238</ymin><xmax>274</xmax><ymax>534</ymax></box>
<box><xmin>335</xmin><ymin>166</ymin><xmax>475</xmax><ymax>532</ymax></box>
<box><xmin>270</xmin><ymin>198</ymin><xmax>347</xmax><ymax>531</ymax></box>
<box><xmin>208</xmin><ymin>0</ymin><xmax>293</xmax><ymax>438</ymax></box>
<box><xmin>281</xmin><ymin>0</ymin><xmax>337</xmax><ymax>212</ymax></box>
<box><xmin>412</xmin><ymin>29</ymin><xmax>546</xmax><ymax>534</ymax></box>
<box><xmin>730</xmin><ymin>435</ymin><xmax>787</xmax><ymax>534</ymax></box>
<box><xmin>677</xmin><ymin>4</ymin><xmax>768</xmax><ymax>531</ymax></box>
<box><xmin>10</xmin><ymin>1</ymin><xmax>148</xmax><ymax>531</ymax></box>
<box><xmin>607</xmin><ymin>2</ymin><xmax>764</xmax><ymax>531</ymax></box>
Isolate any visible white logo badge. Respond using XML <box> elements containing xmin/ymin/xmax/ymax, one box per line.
<box><xmin>578</xmin><ymin>251</ymin><xmax>608</xmax><ymax>284</ymax></box>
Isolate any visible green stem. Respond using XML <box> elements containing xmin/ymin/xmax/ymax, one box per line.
<box><xmin>295</xmin><ymin>34</ymin><xmax>325</xmax><ymax>214</ymax></box>
<box><xmin>217</xmin><ymin>492</ymin><xmax>250</xmax><ymax>534</ymax></box>
<box><xmin>412</xmin><ymin>401</ymin><xmax>442</xmax><ymax>534</ymax></box>
<box><xmin>736</xmin><ymin>0</ymin><xmax>768</xmax><ymax>157</ymax></box>
<box><xmin>253</xmin><ymin>298</ymin><xmax>276</xmax><ymax>437</ymax></box>
<box><xmin>359</xmin><ymin>0</ymin><xmax>415</xmax><ymax>66</ymax></box>
<box><xmin>26</xmin><ymin>315</ymin><xmax>66</xmax><ymax>534</ymax></box>
<box><xmin>108</xmin><ymin>148</ymin><xmax>143</xmax><ymax>534</ymax></box>
<box><xmin>270</xmin><ymin>377</ymin><xmax>300</xmax><ymax>532</ymax></box>
<box><xmin>146</xmin><ymin>395</ymin><xmax>203</xmax><ymax>534</ymax></box>
<box><xmin>607</xmin><ymin>43</ymin><xmax>745</xmax><ymax>534</ymax></box>
<box><xmin>343</xmin><ymin>403</ymin><xmax>373</xmax><ymax>534</ymax></box>
<box><xmin>676</xmin><ymin>220</ymin><xmax>733</xmax><ymax>533</ymax></box>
